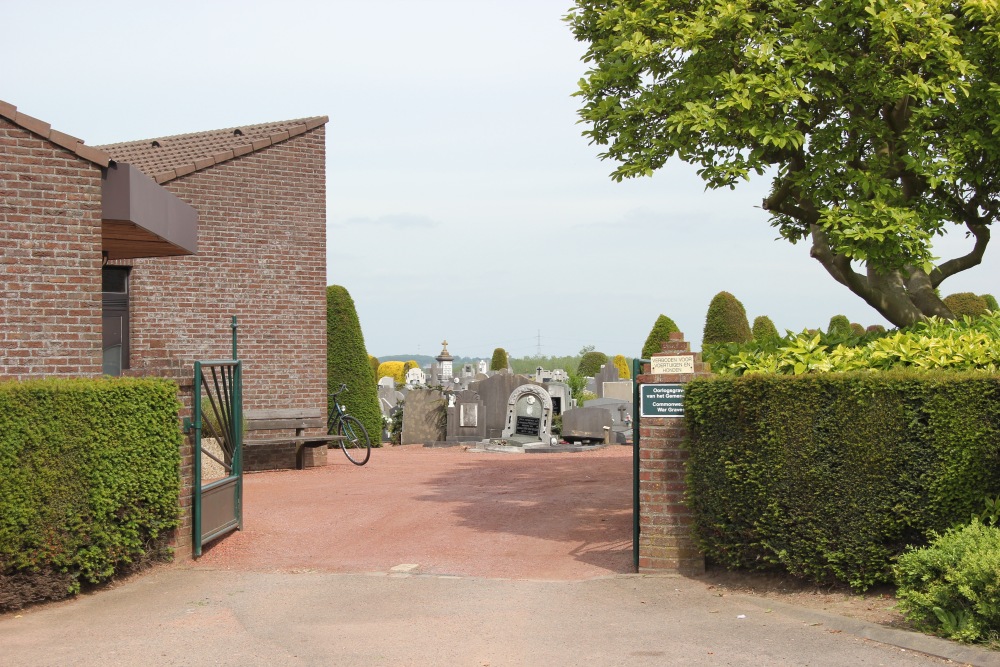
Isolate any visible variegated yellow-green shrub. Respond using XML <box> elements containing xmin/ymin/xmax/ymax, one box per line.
<box><xmin>717</xmin><ymin>314</ymin><xmax>1000</xmax><ymax>376</ymax></box>
<box><xmin>377</xmin><ymin>361</ymin><xmax>406</xmax><ymax>385</ymax></box>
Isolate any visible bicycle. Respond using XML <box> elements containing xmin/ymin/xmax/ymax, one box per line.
<box><xmin>327</xmin><ymin>383</ymin><xmax>372</xmax><ymax>465</ymax></box>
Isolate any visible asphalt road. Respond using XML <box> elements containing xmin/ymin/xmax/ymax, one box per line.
<box><xmin>2</xmin><ymin>446</ymin><xmax>998</xmax><ymax>666</ymax></box>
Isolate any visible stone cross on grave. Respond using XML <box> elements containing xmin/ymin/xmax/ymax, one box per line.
<box><xmin>617</xmin><ymin>403</ymin><xmax>631</xmax><ymax>426</ymax></box>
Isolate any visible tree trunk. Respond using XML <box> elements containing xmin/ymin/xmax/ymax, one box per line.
<box><xmin>808</xmin><ymin>226</ymin><xmax>958</xmax><ymax>328</ymax></box>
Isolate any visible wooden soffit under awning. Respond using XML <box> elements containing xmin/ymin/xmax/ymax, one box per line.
<box><xmin>102</xmin><ymin>163</ymin><xmax>197</xmax><ymax>260</ymax></box>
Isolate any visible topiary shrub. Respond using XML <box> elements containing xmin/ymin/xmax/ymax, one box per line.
<box><xmin>827</xmin><ymin>314</ymin><xmax>851</xmax><ymax>335</ymax></box>
<box><xmin>867</xmin><ymin>324</ymin><xmax>887</xmax><ymax>334</ymax></box>
<box><xmin>612</xmin><ymin>354</ymin><xmax>630</xmax><ymax>379</ymax></box>
<box><xmin>982</xmin><ymin>294</ymin><xmax>999</xmax><ymax>311</ymax></box>
<box><xmin>369</xmin><ymin>355</ymin><xmax>380</xmax><ymax>380</ymax></box>
<box><xmin>327</xmin><ymin>285</ymin><xmax>382</xmax><ymax>444</ymax></box>
<box><xmin>850</xmin><ymin>322</ymin><xmax>866</xmax><ymax>336</ymax></box>
<box><xmin>490</xmin><ymin>348</ymin><xmax>509</xmax><ymax>371</ymax></box>
<box><xmin>578</xmin><ymin>351</ymin><xmax>608</xmax><ymax>377</ymax></box>
<box><xmin>895</xmin><ymin>519</ymin><xmax>1000</xmax><ymax>643</ymax></box>
<box><xmin>641</xmin><ymin>314</ymin><xmax>680</xmax><ymax>358</ymax></box>
<box><xmin>944</xmin><ymin>292</ymin><xmax>989</xmax><ymax>318</ymax></box>
<box><xmin>377</xmin><ymin>361</ymin><xmax>405</xmax><ymax>385</ymax></box>
<box><xmin>751</xmin><ymin>315</ymin><xmax>779</xmax><ymax>342</ymax></box>
<box><xmin>703</xmin><ymin>292</ymin><xmax>752</xmax><ymax>345</ymax></box>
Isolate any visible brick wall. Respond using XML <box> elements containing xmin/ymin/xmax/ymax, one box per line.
<box><xmin>635</xmin><ymin>332</ymin><xmax>709</xmax><ymax>574</ymax></box>
<box><xmin>121</xmin><ymin>128</ymin><xmax>329</xmax><ymax>555</ymax></box>
<box><xmin>0</xmin><ymin>118</ymin><xmax>104</xmax><ymax>380</ymax></box>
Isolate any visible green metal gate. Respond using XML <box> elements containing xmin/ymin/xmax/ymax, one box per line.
<box><xmin>192</xmin><ymin>356</ymin><xmax>243</xmax><ymax>557</ymax></box>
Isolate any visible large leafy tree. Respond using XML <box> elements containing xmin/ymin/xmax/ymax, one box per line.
<box><xmin>569</xmin><ymin>0</ymin><xmax>1000</xmax><ymax>326</ymax></box>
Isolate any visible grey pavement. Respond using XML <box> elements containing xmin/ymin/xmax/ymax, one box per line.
<box><xmin>2</xmin><ymin>566</ymin><xmax>998</xmax><ymax>666</ymax></box>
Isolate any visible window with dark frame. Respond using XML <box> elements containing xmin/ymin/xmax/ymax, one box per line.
<box><xmin>102</xmin><ymin>267</ymin><xmax>130</xmax><ymax>376</ymax></box>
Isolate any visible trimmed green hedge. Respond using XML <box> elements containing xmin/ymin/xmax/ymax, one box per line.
<box><xmin>685</xmin><ymin>372</ymin><xmax>1000</xmax><ymax>590</ymax></box>
<box><xmin>0</xmin><ymin>377</ymin><xmax>182</xmax><ymax>609</ymax></box>
<box><xmin>327</xmin><ymin>285</ymin><xmax>382</xmax><ymax>444</ymax></box>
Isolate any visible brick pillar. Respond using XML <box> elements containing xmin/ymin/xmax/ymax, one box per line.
<box><xmin>636</xmin><ymin>331</ymin><xmax>711</xmax><ymax>574</ymax></box>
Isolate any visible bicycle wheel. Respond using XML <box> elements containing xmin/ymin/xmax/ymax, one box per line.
<box><xmin>338</xmin><ymin>415</ymin><xmax>371</xmax><ymax>465</ymax></box>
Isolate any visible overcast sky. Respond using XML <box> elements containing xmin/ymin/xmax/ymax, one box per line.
<box><xmin>5</xmin><ymin>1</ymin><xmax>997</xmax><ymax>359</ymax></box>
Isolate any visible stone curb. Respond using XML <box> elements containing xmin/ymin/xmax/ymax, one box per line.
<box><xmin>738</xmin><ymin>595</ymin><xmax>1000</xmax><ymax>667</ymax></box>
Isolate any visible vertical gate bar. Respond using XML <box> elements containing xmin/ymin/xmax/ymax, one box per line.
<box><xmin>193</xmin><ymin>361</ymin><xmax>204</xmax><ymax>557</ymax></box>
<box><xmin>632</xmin><ymin>358</ymin><xmax>648</xmax><ymax>573</ymax></box>
<box><xmin>211</xmin><ymin>366</ymin><xmax>233</xmax><ymax>460</ymax></box>
<box><xmin>231</xmin><ymin>316</ymin><xmax>238</xmax><ymax>361</ymax></box>
<box><xmin>234</xmin><ymin>360</ymin><xmax>243</xmax><ymax>530</ymax></box>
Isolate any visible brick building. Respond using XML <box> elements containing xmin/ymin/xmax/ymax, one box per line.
<box><xmin>0</xmin><ymin>100</ymin><xmax>330</xmax><ymax>553</ymax></box>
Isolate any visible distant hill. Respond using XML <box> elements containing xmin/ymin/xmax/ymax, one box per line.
<box><xmin>377</xmin><ymin>354</ymin><xmax>488</xmax><ymax>368</ymax></box>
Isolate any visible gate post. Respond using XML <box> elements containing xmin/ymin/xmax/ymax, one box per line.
<box><xmin>636</xmin><ymin>331</ymin><xmax>711</xmax><ymax>574</ymax></box>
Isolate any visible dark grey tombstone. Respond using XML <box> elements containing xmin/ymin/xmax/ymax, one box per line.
<box><xmin>584</xmin><ymin>397</ymin><xmax>633</xmax><ymax>426</ymax></box>
<box><xmin>594</xmin><ymin>363</ymin><xmax>620</xmax><ymax>398</ymax></box>
<box><xmin>501</xmin><ymin>384</ymin><xmax>553</xmax><ymax>445</ymax></box>
<box><xmin>545</xmin><ymin>381</ymin><xmax>572</xmax><ymax>416</ymax></box>
<box><xmin>561</xmin><ymin>406</ymin><xmax>613</xmax><ymax>444</ymax></box>
<box><xmin>469</xmin><ymin>373</ymin><xmax>541</xmax><ymax>439</ymax></box>
<box><xmin>401</xmin><ymin>388</ymin><xmax>447</xmax><ymax>445</ymax></box>
<box><xmin>446</xmin><ymin>389</ymin><xmax>486</xmax><ymax>442</ymax></box>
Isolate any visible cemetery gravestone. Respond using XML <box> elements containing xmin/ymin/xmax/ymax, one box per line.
<box><xmin>400</xmin><ymin>388</ymin><xmax>447</xmax><ymax>445</ymax></box>
<box><xmin>446</xmin><ymin>389</ymin><xmax>486</xmax><ymax>442</ymax></box>
<box><xmin>501</xmin><ymin>384</ymin><xmax>553</xmax><ymax>444</ymax></box>
<box><xmin>561</xmin><ymin>406</ymin><xmax>613</xmax><ymax>444</ymax></box>
<box><xmin>469</xmin><ymin>373</ymin><xmax>542</xmax><ymax>439</ymax></box>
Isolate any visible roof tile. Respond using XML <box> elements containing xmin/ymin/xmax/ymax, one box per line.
<box><xmin>97</xmin><ymin>115</ymin><xmax>328</xmax><ymax>183</ymax></box>
<box><xmin>47</xmin><ymin>129</ymin><xmax>84</xmax><ymax>153</ymax></box>
<box><xmin>0</xmin><ymin>99</ymin><xmax>112</xmax><ymax>167</ymax></box>
<box><xmin>14</xmin><ymin>112</ymin><xmax>52</xmax><ymax>139</ymax></box>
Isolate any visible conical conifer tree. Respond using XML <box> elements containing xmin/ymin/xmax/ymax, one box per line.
<box><xmin>641</xmin><ymin>314</ymin><xmax>680</xmax><ymax>358</ymax></box>
<box><xmin>702</xmin><ymin>292</ymin><xmax>752</xmax><ymax>345</ymax></box>
<box><xmin>327</xmin><ymin>285</ymin><xmax>382</xmax><ymax>443</ymax></box>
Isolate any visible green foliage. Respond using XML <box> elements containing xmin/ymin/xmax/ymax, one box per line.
<box><xmin>567</xmin><ymin>373</ymin><xmax>588</xmax><ymax>404</ymax></box>
<box><xmin>551</xmin><ymin>414</ymin><xmax>563</xmax><ymax>437</ymax></box>
<box><xmin>827</xmin><ymin>315</ymin><xmax>851</xmax><ymax>335</ymax></box>
<box><xmin>326</xmin><ymin>285</ymin><xmax>382</xmax><ymax>445</ymax></box>
<box><xmin>867</xmin><ymin>325</ymin><xmax>887</xmax><ymax>334</ymax></box>
<box><xmin>895</xmin><ymin>520</ymin><xmax>1000</xmax><ymax>643</ymax></box>
<box><xmin>0</xmin><ymin>377</ymin><xmax>181</xmax><ymax>609</ymax></box>
<box><xmin>489</xmin><ymin>348</ymin><xmax>509</xmax><ymax>372</ymax></box>
<box><xmin>685</xmin><ymin>373</ymin><xmax>1000</xmax><ymax>591</ymax></box>
<box><xmin>369</xmin><ymin>355</ymin><xmax>380</xmax><ymax>380</ymax></box>
<box><xmin>712</xmin><ymin>313</ymin><xmax>1000</xmax><ymax>376</ymax></box>
<box><xmin>377</xmin><ymin>361</ymin><xmax>406</xmax><ymax>385</ymax></box>
<box><xmin>642</xmin><ymin>314</ymin><xmax>680</xmax><ymax>358</ymax></box>
<box><xmin>751</xmin><ymin>316</ymin><xmax>779</xmax><ymax>342</ymax></box>
<box><xmin>612</xmin><ymin>354</ymin><xmax>630</xmax><ymax>380</ymax></box>
<box><xmin>388</xmin><ymin>400</ymin><xmax>404</xmax><ymax>446</ymax></box>
<box><xmin>850</xmin><ymin>322</ymin><xmax>866</xmax><ymax>336</ymax></box>
<box><xmin>943</xmin><ymin>292</ymin><xmax>989</xmax><ymax>318</ymax></box>
<box><xmin>983</xmin><ymin>294</ymin><xmax>1000</xmax><ymax>311</ymax></box>
<box><xmin>702</xmin><ymin>292</ymin><xmax>752</xmax><ymax>345</ymax></box>
<box><xmin>568</xmin><ymin>0</ymin><xmax>1000</xmax><ymax>327</ymax></box>
<box><xmin>510</xmin><ymin>354</ymin><xmax>581</xmax><ymax>375</ymax></box>
<box><xmin>578</xmin><ymin>351</ymin><xmax>609</xmax><ymax>377</ymax></box>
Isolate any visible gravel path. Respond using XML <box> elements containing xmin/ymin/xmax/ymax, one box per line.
<box><xmin>194</xmin><ymin>444</ymin><xmax>633</xmax><ymax>580</ymax></box>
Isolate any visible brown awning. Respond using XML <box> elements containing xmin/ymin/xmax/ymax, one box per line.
<box><xmin>102</xmin><ymin>163</ymin><xmax>197</xmax><ymax>260</ymax></box>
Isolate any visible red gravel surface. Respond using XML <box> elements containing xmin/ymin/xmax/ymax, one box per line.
<box><xmin>194</xmin><ymin>444</ymin><xmax>633</xmax><ymax>580</ymax></box>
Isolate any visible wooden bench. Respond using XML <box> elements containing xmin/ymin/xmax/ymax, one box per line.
<box><xmin>244</xmin><ymin>408</ymin><xmax>343</xmax><ymax>470</ymax></box>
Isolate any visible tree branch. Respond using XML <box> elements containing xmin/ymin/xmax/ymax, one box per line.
<box><xmin>930</xmin><ymin>222</ymin><xmax>991</xmax><ymax>286</ymax></box>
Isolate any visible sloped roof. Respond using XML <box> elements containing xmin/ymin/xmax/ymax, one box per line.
<box><xmin>0</xmin><ymin>99</ymin><xmax>112</xmax><ymax>167</ymax></box>
<box><xmin>97</xmin><ymin>116</ymin><xmax>328</xmax><ymax>184</ymax></box>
